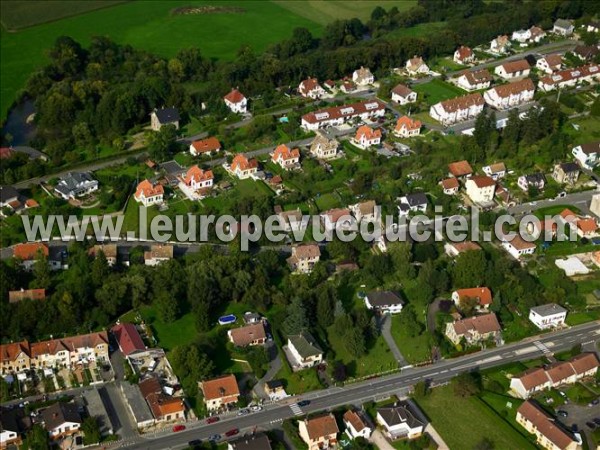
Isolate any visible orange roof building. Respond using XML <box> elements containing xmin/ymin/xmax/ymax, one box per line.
<box><xmin>272</xmin><ymin>144</ymin><xmax>300</xmax><ymax>169</ymax></box>
<box><xmin>134</xmin><ymin>179</ymin><xmax>164</xmax><ymax>207</ymax></box>
<box><xmin>448</xmin><ymin>160</ymin><xmax>473</xmax><ymax>178</ymax></box>
<box><xmin>353</xmin><ymin>125</ymin><xmax>382</xmax><ymax>148</ymax></box>
<box><xmin>394</xmin><ymin>116</ymin><xmax>422</xmax><ymax>137</ymax></box>
<box><xmin>8</xmin><ymin>288</ymin><xmax>46</xmax><ymax>303</ymax></box>
<box><xmin>230</xmin><ymin>154</ymin><xmax>259</xmax><ymax>179</ymax></box>
<box><xmin>190</xmin><ymin>137</ymin><xmax>221</xmax><ymax>156</ymax></box>
<box><xmin>13</xmin><ymin>242</ymin><xmax>48</xmax><ymax>261</ymax></box>
<box><xmin>200</xmin><ymin>374</ymin><xmax>240</xmax><ymax>411</ymax></box>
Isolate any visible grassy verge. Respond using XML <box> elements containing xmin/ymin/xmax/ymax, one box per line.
<box><xmin>390</xmin><ymin>315</ymin><xmax>432</xmax><ymax>364</ymax></box>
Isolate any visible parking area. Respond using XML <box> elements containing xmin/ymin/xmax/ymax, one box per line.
<box><xmin>556</xmin><ymin>399</ymin><xmax>600</xmax><ymax>447</ymax></box>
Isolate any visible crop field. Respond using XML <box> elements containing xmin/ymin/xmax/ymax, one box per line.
<box><xmin>273</xmin><ymin>0</ymin><xmax>416</xmax><ymax>25</ymax></box>
<box><xmin>0</xmin><ymin>0</ymin><xmax>323</xmax><ymax>117</ymax></box>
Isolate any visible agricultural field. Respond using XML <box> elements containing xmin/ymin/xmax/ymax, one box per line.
<box><xmin>273</xmin><ymin>0</ymin><xmax>416</xmax><ymax>26</ymax></box>
<box><xmin>0</xmin><ymin>0</ymin><xmax>323</xmax><ymax>117</ymax></box>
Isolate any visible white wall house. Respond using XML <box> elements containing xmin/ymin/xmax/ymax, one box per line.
<box><xmin>406</xmin><ymin>56</ymin><xmax>429</xmax><ymax>75</ymax></box>
<box><xmin>538</xmin><ymin>63</ymin><xmax>600</xmax><ymax>92</ymax></box>
<box><xmin>536</xmin><ymin>55</ymin><xmax>563</xmax><ymax>74</ymax></box>
<box><xmin>572</xmin><ymin>141</ymin><xmax>599</xmax><ymax>170</ymax></box>
<box><xmin>299</xmin><ymin>78</ymin><xmax>326</xmax><ymax>99</ymax></box>
<box><xmin>224</xmin><ymin>89</ymin><xmax>247</xmax><ymax>114</ymax></box>
<box><xmin>391</xmin><ymin>84</ymin><xmax>417</xmax><ymax>105</ymax></box>
<box><xmin>456</xmin><ymin>69</ymin><xmax>492</xmax><ymax>91</ymax></box>
<box><xmin>553</xmin><ymin>19</ymin><xmax>574</xmax><ymax>36</ymax></box>
<box><xmin>529</xmin><ymin>304</ymin><xmax>567</xmax><ymax>330</ymax></box>
<box><xmin>490</xmin><ymin>35</ymin><xmax>510</xmax><ymax>54</ymax></box>
<box><xmin>494</xmin><ymin>60</ymin><xmax>531</xmax><ymax>80</ymax></box>
<box><xmin>54</xmin><ymin>172</ymin><xmax>98</xmax><ymax>199</ymax></box>
<box><xmin>365</xmin><ymin>291</ymin><xmax>404</xmax><ymax>314</ymax></box>
<box><xmin>465</xmin><ymin>176</ymin><xmax>496</xmax><ymax>203</ymax></box>
<box><xmin>344</xmin><ymin>410</ymin><xmax>372</xmax><ymax>440</ymax></box>
<box><xmin>483</xmin><ymin>78</ymin><xmax>535</xmax><ymax>110</ymax></box>
<box><xmin>134</xmin><ymin>179</ymin><xmax>164</xmax><ymax>207</ymax></box>
<box><xmin>353</xmin><ymin>67</ymin><xmax>374</xmax><ymax>85</ymax></box>
<box><xmin>301</xmin><ymin>100</ymin><xmax>386</xmax><ymax>130</ymax></box>
<box><xmin>398</xmin><ymin>193</ymin><xmax>427</xmax><ymax>216</ymax></box>
<box><xmin>502</xmin><ymin>236</ymin><xmax>536</xmax><ymax>259</ymax></box>
<box><xmin>430</xmin><ymin>93</ymin><xmax>484</xmax><ymax>125</ymax></box>
<box><xmin>454</xmin><ymin>46</ymin><xmax>474</xmax><ymax>64</ymax></box>
<box><xmin>376</xmin><ymin>403</ymin><xmax>425</xmax><ymax>440</ymax></box>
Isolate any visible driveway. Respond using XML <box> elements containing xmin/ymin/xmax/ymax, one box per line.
<box><xmin>253</xmin><ymin>342</ymin><xmax>283</xmax><ymax>400</ymax></box>
<box><xmin>369</xmin><ymin>429</ymin><xmax>396</xmax><ymax>450</ymax></box>
<box><xmin>379</xmin><ymin>315</ymin><xmax>408</xmax><ymax>367</ymax></box>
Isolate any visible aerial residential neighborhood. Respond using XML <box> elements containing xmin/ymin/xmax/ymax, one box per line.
<box><xmin>1</xmin><ymin>1</ymin><xmax>600</xmax><ymax>450</ymax></box>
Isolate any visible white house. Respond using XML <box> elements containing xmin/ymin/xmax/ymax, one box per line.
<box><xmin>271</xmin><ymin>144</ymin><xmax>300</xmax><ymax>169</ymax></box>
<box><xmin>572</xmin><ymin>141</ymin><xmax>599</xmax><ymax>170</ymax></box>
<box><xmin>229</xmin><ymin>154</ymin><xmax>258</xmax><ymax>179</ymax></box>
<box><xmin>482</xmin><ymin>162</ymin><xmax>506</xmax><ymax>180</ymax></box>
<box><xmin>134</xmin><ymin>179</ymin><xmax>164</xmax><ymax>207</ymax></box>
<box><xmin>299</xmin><ymin>78</ymin><xmax>326</xmax><ymax>99</ymax></box>
<box><xmin>529</xmin><ymin>26</ymin><xmax>546</xmax><ymax>42</ymax></box>
<box><xmin>352</xmin><ymin>66</ymin><xmax>374</xmax><ymax>85</ymax></box>
<box><xmin>440</xmin><ymin>177</ymin><xmax>459</xmax><ymax>195</ymax></box>
<box><xmin>494</xmin><ymin>60</ymin><xmax>531</xmax><ymax>80</ymax></box>
<box><xmin>518</xmin><ymin>173</ymin><xmax>546</xmax><ymax>192</ymax></box>
<box><xmin>465</xmin><ymin>175</ymin><xmax>496</xmax><ymax>203</ymax></box>
<box><xmin>301</xmin><ymin>99</ymin><xmax>386</xmax><ymax>130</ymax></box>
<box><xmin>224</xmin><ymin>89</ymin><xmax>247</xmax><ymax>114</ymax></box>
<box><xmin>517</xmin><ymin>401</ymin><xmax>578</xmax><ymax>450</ymax></box>
<box><xmin>344</xmin><ymin>410</ymin><xmax>372</xmax><ymax>440</ymax></box>
<box><xmin>309</xmin><ymin>132</ymin><xmax>339</xmax><ymax>159</ymax></box>
<box><xmin>54</xmin><ymin>172</ymin><xmax>98</xmax><ymax>199</ymax></box>
<box><xmin>40</xmin><ymin>402</ymin><xmax>81</xmax><ymax>439</ymax></box>
<box><xmin>502</xmin><ymin>235</ymin><xmax>536</xmax><ymax>259</ymax></box>
<box><xmin>483</xmin><ymin>78</ymin><xmax>535</xmax><ymax>110</ymax></box>
<box><xmin>511</xmin><ymin>29</ymin><xmax>531</xmax><ymax>43</ymax></box>
<box><xmin>365</xmin><ymin>291</ymin><xmax>404</xmax><ymax>314</ymax></box>
<box><xmin>299</xmin><ymin>414</ymin><xmax>338</xmax><ymax>450</ymax></box>
<box><xmin>406</xmin><ymin>56</ymin><xmax>429</xmax><ymax>75</ymax></box>
<box><xmin>553</xmin><ymin>19</ymin><xmax>574</xmax><ymax>36</ymax></box>
<box><xmin>430</xmin><ymin>93</ymin><xmax>485</xmax><ymax>126</ymax></box>
<box><xmin>320</xmin><ymin>208</ymin><xmax>352</xmax><ymax>232</ymax></box>
<box><xmin>352</xmin><ymin>125</ymin><xmax>381</xmax><ymax>149</ymax></box>
<box><xmin>286</xmin><ymin>333</ymin><xmax>323</xmax><ymax>370</ymax></box>
<box><xmin>376</xmin><ymin>402</ymin><xmax>425</xmax><ymax>440</ymax></box>
<box><xmin>394</xmin><ymin>116</ymin><xmax>421</xmax><ymax>138</ymax></box>
<box><xmin>538</xmin><ymin>63</ymin><xmax>600</xmax><ymax>92</ymax></box>
<box><xmin>189</xmin><ymin>137</ymin><xmax>221</xmax><ymax>156</ymax></box>
<box><xmin>391</xmin><ymin>84</ymin><xmax>417</xmax><ymax>105</ymax></box>
<box><xmin>536</xmin><ymin>54</ymin><xmax>563</xmax><ymax>74</ymax></box>
<box><xmin>181</xmin><ymin>165</ymin><xmax>213</xmax><ymax>192</ymax></box>
<box><xmin>286</xmin><ymin>244</ymin><xmax>321</xmax><ymax>274</ymax></box>
<box><xmin>144</xmin><ymin>245</ymin><xmax>174</xmax><ymax>266</ymax></box>
<box><xmin>454</xmin><ymin>46</ymin><xmax>474</xmax><ymax>64</ymax></box>
<box><xmin>529</xmin><ymin>304</ymin><xmax>567</xmax><ymax>330</ymax></box>
<box><xmin>490</xmin><ymin>35</ymin><xmax>510</xmax><ymax>54</ymax></box>
<box><xmin>398</xmin><ymin>193</ymin><xmax>427</xmax><ymax>216</ymax></box>
<box><xmin>456</xmin><ymin>69</ymin><xmax>492</xmax><ymax>91</ymax></box>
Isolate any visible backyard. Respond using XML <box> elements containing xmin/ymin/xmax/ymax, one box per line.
<box><xmin>412</xmin><ymin>79</ymin><xmax>466</xmax><ymax>106</ymax></box>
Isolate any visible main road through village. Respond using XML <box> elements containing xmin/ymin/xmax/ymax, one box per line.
<box><xmin>110</xmin><ymin>321</ymin><xmax>600</xmax><ymax>450</ymax></box>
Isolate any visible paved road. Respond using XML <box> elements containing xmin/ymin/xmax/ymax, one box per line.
<box><xmin>507</xmin><ymin>189</ymin><xmax>599</xmax><ymax>217</ymax></box>
<box><xmin>379</xmin><ymin>315</ymin><xmax>408</xmax><ymax>367</ymax></box>
<box><xmin>110</xmin><ymin>321</ymin><xmax>599</xmax><ymax>449</ymax></box>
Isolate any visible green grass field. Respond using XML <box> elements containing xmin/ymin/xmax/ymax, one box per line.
<box><xmin>413</xmin><ymin>79</ymin><xmax>466</xmax><ymax>105</ymax></box>
<box><xmin>385</xmin><ymin>21</ymin><xmax>445</xmax><ymax>38</ymax></box>
<box><xmin>273</xmin><ymin>0</ymin><xmax>415</xmax><ymax>26</ymax></box>
<box><xmin>416</xmin><ymin>385</ymin><xmax>536</xmax><ymax>449</ymax></box>
<box><xmin>0</xmin><ymin>0</ymin><xmax>323</xmax><ymax>117</ymax></box>
<box><xmin>390</xmin><ymin>315</ymin><xmax>432</xmax><ymax>364</ymax></box>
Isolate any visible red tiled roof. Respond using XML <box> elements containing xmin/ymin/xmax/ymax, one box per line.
<box><xmin>8</xmin><ymin>288</ymin><xmax>46</xmax><ymax>303</ymax></box>
<box><xmin>229</xmin><ymin>323</ymin><xmax>266</xmax><ymax>347</ymax></box>
<box><xmin>438</xmin><ymin>93</ymin><xmax>484</xmax><ymax>113</ymax></box>
<box><xmin>292</xmin><ymin>244</ymin><xmax>321</xmax><ymax>260</ymax></box>
<box><xmin>576</xmin><ymin>218</ymin><xmax>597</xmax><ymax>234</ymax></box>
<box><xmin>272</xmin><ymin>144</ymin><xmax>300</xmax><ymax>162</ymax></box>
<box><xmin>395</xmin><ymin>116</ymin><xmax>421</xmax><ymax>132</ymax></box>
<box><xmin>391</xmin><ymin>84</ymin><xmax>414</xmax><ymax>97</ymax></box>
<box><xmin>489</xmin><ymin>78</ymin><xmax>535</xmax><ymax>98</ymax></box>
<box><xmin>231</xmin><ymin>154</ymin><xmax>258</xmax><ymax>172</ymax></box>
<box><xmin>201</xmin><ymin>374</ymin><xmax>240</xmax><ymax>401</ymax></box>
<box><xmin>14</xmin><ymin>242</ymin><xmax>48</xmax><ymax>260</ymax></box>
<box><xmin>224</xmin><ymin>89</ymin><xmax>246</xmax><ymax>104</ymax></box>
<box><xmin>518</xmin><ymin>401</ymin><xmax>576</xmax><ymax>450</ymax></box>
<box><xmin>0</xmin><ymin>147</ymin><xmax>14</xmax><ymax>159</ymax></box>
<box><xmin>469</xmin><ymin>175</ymin><xmax>496</xmax><ymax>188</ymax></box>
<box><xmin>305</xmin><ymin>413</ymin><xmax>339</xmax><ymax>440</ymax></box>
<box><xmin>455</xmin><ymin>287</ymin><xmax>492</xmax><ymax>306</ymax></box>
<box><xmin>441</xmin><ymin>178</ymin><xmax>459</xmax><ymax>190</ymax></box>
<box><xmin>461</xmin><ymin>68</ymin><xmax>493</xmax><ymax>86</ymax></box>
<box><xmin>111</xmin><ymin>323</ymin><xmax>145</xmax><ymax>356</ymax></box>
<box><xmin>0</xmin><ymin>341</ymin><xmax>29</xmax><ymax>362</ymax></box>
<box><xmin>299</xmin><ymin>77</ymin><xmax>322</xmax><ymax>95</ymax></box>
<box><xmin>448</xmin><ymin>160</ymin><xmax>473</xmax><ymax>177</ymax></box>
<box><xmin>540</xmin><ymin>64</ymin><xmax>600</xmax><ymax>87</ymax></box>
<box><xmin>302</xmin><ymin>99</ymin><xmax>386</xmax><ymax>125</ymax></box>
<box><xmin>507</xmin><ymin>235</ymin><xmax>536</xmax><ymax>251</ymax></box>
<box><xmin>343</xmin><ymin>410</ymin><xmax>367</xmax><ymax>432</ymax></box>
<box><xmin>456</xmin><ymin>46</ymin><xmax>473</xmax><ymax>60</ymax></box>
<box><xmin>184</xmin><ymin>165</ymin><xmax>214</xmax><ymax>184</ymax></box>
<box><xmin>355</xmin><ymin>125</ymin><xmax>381</xmax><ymax>141</ymax></box>
<box><xmin>135</xmin><ymin>179</ymin><xmax>164</xmax><ymax>200</ymax></box>
<box><xmin>449</xmin><ymin>241</ymin><xmax>481</xmax><ymax>252</ymax></box>
<box><xmin>25</xmin><ymin>199</ymin><xmax>39</xmax><ymax>208</ymax></box>
<box><xmin>323</xmin><ymin>208</ymin><xmax>351</xmax><ymax>224</ymax></box>
<box><xmin>191</xmin><ymin>137</ymin><xmax>221</xmax><ymax>154</ymax></box>
<box><xmin>514</xmin><ymin>367</ymin><xmax>549</xmax><ymax>390</ymax></box>
<box><xmin>569</xmin><ymin>353</ymin><xmax>599</xmax><ymax>375</ymax></box>
<box><xmin>452</xmin><ymin>313</ymin><xmax>501</xmax><ymax>335</ymax></box>
<box><xmin>499</xmin><ymin>59</ymin><xmax>530</xmax><ymax>74</ymax></box>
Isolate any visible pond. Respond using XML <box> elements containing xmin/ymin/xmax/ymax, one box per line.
<box><xmin>2</xmin><ymin>99</ymin><xmax>37</xmax><ymax>145</ymax></box>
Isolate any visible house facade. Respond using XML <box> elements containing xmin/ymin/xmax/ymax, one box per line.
<box><xmin>465</xmin><ymin>176</ymin><xmax>496</xmax><ymax>203</ymax></box>
<box><xmin>391</xmin><ymin>84</ymin><xmax>417</xmax><ymax>105</ymax></box>
<box><xmin>552</xmin><ymin>162</ymin><xmax>580</xmax><ymax>184</ymax></box>
<box><xmin>456</xmin><ymin>69</ymin><xmax>492</xmax><ymax>91</ymax></box>
<box><xmin>344</xmin><ymin>410</ymin><xmax>372</xmax><ymax>440</ymax></box>
<box><xmin>134</xmin><ymin>179</ymin><xmax>164</xmax><ymax>207</ymax></box>
<box><xmin>199</xmin><ymin>374</ymin><xmax>240</xmax><ymax>411</ymax></box>
<box><xmin>529</xmin><ymin>304</ymin><xmax>567</xmax><ymax>330</ymax></box>
<box><xmin>224</xmin><ymin>89</ymin><xmax>247</xmax><ymax>114</ymax></box>
<box><xmin>301</xmin><ymin>100</ymin><xmax>386</xmax><ymax>130</ymax></box>
<box><xmin>454</xmin><ymin>46</ymin><xmax>474</xmax><ymax>64</ymax></box>
<box><xmin>190</xmin><ymin>137</ymin><xmax>221</xmax><ymax>156</ymax></box>
<box><xmin>150</xmin><ymin>108</ymin><xmax>180</xmax><ymax>131</ymax></box>
<box><xmin>430</xmin><ymin>93</ymin><xmax>485</xmax><ymax>125</ymax></box>
<box><xmin>227</xmin><ymin>323</ymin><xmax>267</xmax><ymax>347</ymax></box>
<box><xmin>406</xmin><ymin>57</ymin><xmax>429</xmax><ymax>75</ymax></box>
<box><xmin>271</xmin><ymin>144</ymin><xmax>300</xmax><ymax>169</ymax></box>
<box><xmin>553</xmin><ymin>19</ymin><xmax>574</xmax><ymax>35</ymax></box>
<box><xmin>518</xmin><ymin>173</ymin><xmax>546</xmax><ymax>191</ymax></box>
<box><xmin>440</xmin><ymin>177</ymin><xmax>459</xmax><ymax>195</ymax></box>
<box><xmin>490</xmin><ymin>35</ymin><xmax>510</xmax><ymax>53</ymax></box>
<box><xmin>352</xmin><ymin>125</ymin><xmax>382</xmax><ymax>149</ymax></box>
<box><xmin>516</xmin><ymin>401</ymin><xmax>578</xmax><ymax>450</ymax></box>
<box><xmin>494</xmin><ymin>60</ymin><xmax>531</xmax><ymax>80</ymax></box>
<box><xmin>365</xmin><ymin>291</ymin><xmax>404</xmax><ymax>314</ymax></box>
<box><xmin>482</xmin><ymin>162</ymin><xmax>506</xmax><ymax>180</ymax></box>
<box><xmin>394</xmin><ymin>116</ymin><xmax>422</xmax><ymax>138</ymax></box>
<box><xmin>376</xmin><ymin>402</ymin><xmax>425</xmax><ymax>440</ymax></box>
<box><xmin>40</xmin><ymin>402</ymin><xmax>81</xmax><ymax>440</ymax></box>
<box><xmin>299</xmin><ymin>78</ymin><xmax>326</xmax><ymax>99</ymax></box>
<box><xmin>483</xmin><ymin>78</ymin><xmax>535</xmax><ymax>109</ymax></box>
<box><xmin>538</xmin><ymin>63</ymin><xmax>600</xmax><ymax>92</ymax></box>
<box><xmin>144</xmin><ymin>245</ymin><xmax>174</xmax><ymax>266</ymax></box>
<box><xmin>572</xmin><ymin>141</ymin><xmax>599</xmax><ymax>170</ymax></box>
<box><xmin>55</xmin><ymin>172</ymin><xmax>98</xmax><ymax>199</ymax></box>
<box><xmin>398</xmin><ymin>193</ymin><xmax>427</xmax><ymax>216</ymax></box>
<box><xmin>287</xmin><ymin>333</ymin><xmax>323</xmax><ymax>370</ymax></box>
<box><xmin>230</xmin><ymin>154</ymin><xmax>259</xmax><ymax>179</ymax></box>
<box><xmin>310</xmin><ymin>132</ymin><xmax>339</xmax><ymax>159</ymax></box>
<box><xmin>352</xmin><ymin>67</ymin><xmax>374</xmax><ymax>85</ymax></box>
<box><xmin>452</xmin><ymin>287</ymin><xmax>493</xmax><ymax>311</ymax></box>
<box><xmin>536</xmin><ymin>55</ymin><xmax>563</xmax><ymax>74</ymax></box>
<box><xmin>299</xmin><ymin>414</ymin><xmax>338</xmax><ymax>450</ymax></box>
<box><xmin>287</xmin><ymin>244</ymin><xmax>321</xmax><ymax>274</ymax></box>
<box><xmin>502</xmin><ymin>235</ymin><xmax>536</xmax><ymax>259</ymax></box>
<box><xmin>445</xmin><ymin>313</ymin><xmax>501</xmax><ymax>345</ymax></box>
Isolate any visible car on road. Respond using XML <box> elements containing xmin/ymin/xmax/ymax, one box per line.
<box><xmin>172</xmin><ymin>425</ymin><xmax>186</xmax><ymax>432</ymax></box>
<box><xmin>557</xmin><ymin>191</ymin><xmax>566</xmax><ymax>198</ymax></box>
<box><xmin>557</xmin><ymin>410</ymin><xmax>568</xmax><ymax>417</ymax></box>
<box><xmin>590</xmin><ymin>399</ymin><xmax>599</xmax><ymax>406</ymax></box>
<box><xmin>206</xmin><ymin>416</ymin><xmax>220</xmax><ymax>424</ymax></box>
<box><xmin>225</xmin><ymin>428</ymin><xmax>239</xmax><ymax>437</ymax></box>
<box><xmin>297</xmin><ymin>400</ymin><xmax>311</xmax><ymax>407</ymax></box>
<box><xmin>594</xmin><ymin>418</ymin><xmax>600</xmax><ymax>426</ymax></box>
<box><xmin>208</xmin><ymin>434</ymin><xmax>221</xmax><ymax>442</ymax></box>
<box><xmin>250</xmin><ymin>405</ymin><xmax>263</xmax><ymax>412</ymax></box>
<box><xmin>586</xmin><ymin>421</ymin><xmax>596</xmax><ymax>429</ymax></box>
<box><xmin>237</xmin><ymin>408</ymin><xmax>249</xmax><ymax>416</ymax></box>
<box><xmin>188</xmin><ymin>439</ymin><xmax>202</xmax><ymax>448</ymax></box>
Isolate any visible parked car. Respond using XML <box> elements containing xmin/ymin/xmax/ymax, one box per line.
<box><xmin>225</xmin><ymin>428</ymin><xmax>239</xmax><ymax>437</ymax></box>
<box><xmin>188</xmin><ymin>439</ymin><xmax>202</xmax><ymax>448</ymax></box>
<box><xmin>172</xmin><ymin>425</ymin><xmax>186</xmax><ymax>432</ymax></box>
<box><xmin>594</xmin><ymin>418</ymin><xmax>600</xmax><ymax>426</ymax></box>
<box><xmin>590</xmin><ymin>399</ymin><xmax>599</xmax><ymax>406</ymax></box>
<box><xmin>237</xmin><ymin>408</ymin><xmax>249</xmax><ymax>416</ymax></box>
<box><xmin>557</xmin><ymin>410</ymin><xmax>568</xmax><ymax>417</ymax></box>
<box><xmin>250</xmin><ymin>405</ymin><xmax>263</xmax><ymax>412</ymax></box>
<box><xmin>586</xmin><ymin>421</ymin><xmax>596</xmax><ymax>429</ymax></box>
<box><xmin>206</xmin><ymin>416</ymin><xmax>220</xmax><ymax>424</ymax></box>
<box><xmin>208</xmin><ymin>434</ymin><xmax>221</xmax><ymax>442</ymax></box>
<box><xmin>297</xmin><ymin>400</ymin><xmax>311</xmax><ymax>407</ymax></box>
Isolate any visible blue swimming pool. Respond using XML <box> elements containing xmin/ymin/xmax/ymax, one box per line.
<box><xmin>218</xmin><ymin>314</ymin><xmax>237</xmax><ymax>325</ymax></box>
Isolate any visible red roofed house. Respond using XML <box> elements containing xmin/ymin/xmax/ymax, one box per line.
<box><xmin>182</xmin><ymin>165</ymin><xmax>214</xmax><ymax>192</ymax></box>
<box><xmin>229</xmin><ymin>154</ymin><xmax>258</xmax><ymax>179</ymax></box>
<box><xmin>391</xmin><ymin>84</ymin><xmax>417</xmax><ymax>105</ymax></box>
<box><xmin>228</xmin><ymin>323</ymin><xmax>267</xmax><ymax>347</ymax></box>
<box><xmin>440</xmin><ymin>177</ymin><xmax>460</xmax><ymax>195</ymax></box>
<box><xmin>352</xmin><ymin>125</ymin><xmax>381</xmax><ymax>149</ymax></box>
<box><xmin>287</xmin><ymin>244</ymin><xmax>321</xmax><ymax>274</ymax></box>
<box><xmin>576</xmin><ymin>217</ymin><xmax>598</xmax><ymax>238</ymax></box>
<box><xmin>271</xmin><ymin>144</ymin><xmax>300</xmax><ymax>169</ymax></box>
<box><xmin>406</xmin><ymin>56</ymin><xmax>429</xmax><ymax>75</ymax></box>
<box><xmin>444</xmin><ymin>241</ymin><xmax>481</xmax><ymax>257</ymax></box>
<box><xmin>454</xmin><ymin>46</ymin><xmax>474</xmax><ymax>64</ymax></box>
<box><xmin>139</xmin><ymin>377</ymin><xmax>185</xmax><ymax>423</ymax></box>
<box><xmin>457</xmin><ymin>69</ymin><xmax>493</xmax><ymax>91</ymax></box>
<box><xmin>224</xmin><ymin>89</ymin><xmax>247</xmax><ymax>114</ymax></box>
<box><xmin>445</xmin><ymin>313</ymin><xmax>501</xmax><ymax>345</ymax></box>
<box><xmin>8</xmin><ymin>288</ymin><xmax>46</xmax><ymax>303</ymax></box>
<box><xmin>299</xmin><ymin>413</ymin><xmax>339</xmax><ymax>450</ymax></box>
<box><xmin>517</xmin><ymin>400</ymin><xmax>578</xmax><ymax>450</ymax></box>
<box><xmin>189</xmin><ymin>137</ymin><xmax>221</xmax><ymax>156</ymax></box>
<box><xmin>448</xmin><ymin>160</ymin><xmax>473</xmax><ymax>179</ymax></box>
<box><xmin>539</xmin><ymin>64</ymin><xmax>600</xmax><ymax>93</ymax></box>
<box><xmin>0</xmin><ymin>341</ymin><xmax>31</xmax><ymax>374</ymax></box>
<box><xmin>320</xmin><ymin>208</ymin><xmax>352</xmax><ymax>232</ymax></box>
<box><xmin>343</xmin><ymin>410</ymin><xmax>372</xmax><ymax>440</ymax></box>
<box><xmin>484</xmin><ymin>78</ymin><xmax>535</xmax><ymax>110</ymax></box>
<box><xmin>430</xmin><ymin>93</ymin><xmax>485</xmax><ymax>125</ymax></box>
<box><xmin>13</xmin><ymin>242</ymin><xmax>49</xmax><ymax>270</ymax></box>
<box><xmin>199</xmin><ymin>374</ymin><xmax>240</xmax><ymax>411</ymax></box>
<box><xmin>465</xmin><ymin>175</ymin><xmax>496</xmax><ymax>203</ymax></box>
<box><xmin>111</xmin><ymin>323</ymin><xmax>146</xmax><ymax>357</ymax></box>
<box><xmin>502</xmin><ymin>235</ymin><xmax>536</xmax><ymax>259</ymax></box>
<box><xmin>536</xmin><ymin>55</ymin><xmax>563</xmax><ymax>74</ymax></box>
<box><xmin>452</xmin><ymin>287</ymin><xmax>493</xmax><ymax>312</ymax></box>
<box><xmin>134</xmin><ymin>179</ymin><xmax>164</xmax><ymax>207</ymax></box>
<box><xmin>394</xmin><ymin>116</ymin><xmax>422</xmax><ymax>138</ymax></box>
<box><xmin>299</xmin><ymin>78</ymin><xmax>325</xmax><ymax>99</ymax></box>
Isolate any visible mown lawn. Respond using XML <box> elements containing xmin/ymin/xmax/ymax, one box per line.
<box><xmin>390</xmin><ymin>315</ymin><xmax>432</xmax><ymax>364</ymax></box>
<box><xmin>412</xmin><ymin>79</ymin><xmax>466</xmax><ymax>105</ymax></box>
<box><xmin>416</xmin><ymin>385</ymin><xmax>536</xmax><ymax>449</ymax></box>
<box><xmin>1</xmin><ymin>0</ymin><xmax>323</xmax><ymax>117</ymax></box>
<box><xmin>314</xmin><ymin>192</ymin><xmax>342</xmax><ymax>212</ymax></box>
<box><xmin>274</xmin><ymin>363</ymin><xmax>322</xmax><ymax>396</ymax></box>
<box><xmin>139</xmin><ymin>306</ymin><xmax>197</xmax><ymax>352</ymax></box>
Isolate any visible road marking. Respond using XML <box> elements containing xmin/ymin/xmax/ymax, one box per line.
<box><xmin>290</xmin><ymin>404</ymin><xmax>303</xmax><ymax>416</ymax></box>
<box><xmin>533</xmin><ymin>340</ymin><xmax>551</xmax><ymax>354</ymax></box>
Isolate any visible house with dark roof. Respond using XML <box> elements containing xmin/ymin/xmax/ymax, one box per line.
<box><xmin>54</xmin><ymin>172</ymin><xmax>98</xmax><ymax>200</ymax></box>
<box><xmin>39</xmin><ymin>402</ymin><xmax>81</xmax><ymax>439</ymax></box>
<box><xmin>0</xmin><ymin>185</ymin><xmax>19</xmax><ymax>209</ymax></box>
<box><xmin>228</xmin><ymin>433</ymin><xmax>272</xmax><ymax>450</ymax></box>
<box><xmin>365</xmin><ymin>291</ymin><xmax>404</xmax><ymax>314</ymax></box>
<box><xmin>391</xmin><ymin>84</ymin><xmax>417</xmax><ymax>105</ymax></box>
<box><xmin>376</xmin><ymin>401</ymin><xmax>426</xmax><ymax>440</ymax></box>
<box><xmin>150</xmin><ymin>107</ymin><xmax>180</xmax><ymax>131</ymax></box>
<box><xmin>552</xmin><ymin>162</ymin><xmax>580</xmax><ymax>185</ymax></box>
<box><xmin>0</xmin><ymin>407</ymin><xmax>31</xmax><ymax>448</ymax></box>
<box><xmin>529</xmin><ymin>304</ymin><xmax>567</xmax><ymax>330</ymax></box>
<box><xmin>398</xmin><ymin>193</ymin><xmax>427</xmax><ymax>216</ymax></box>
<box><xmin>553</xmin><ymin>19</ymin><xmax>574</xmax><ymax>36</ymax></box>
<box><xmin>286</xmin><ymin>332</ymin><xmax>323</xmax><ymax>371</ymax></box>
<box><xmin>518</xmin><ymin>172</ymin><xmax>546</xmax><ymax>192</ymax></box>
